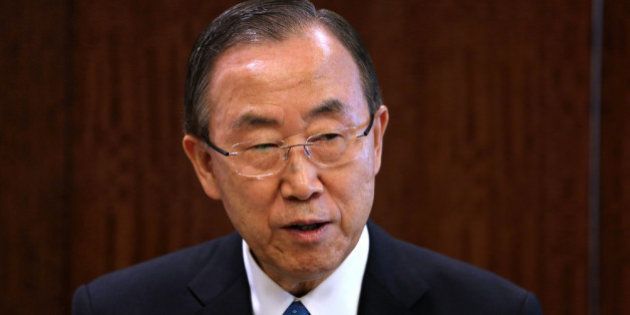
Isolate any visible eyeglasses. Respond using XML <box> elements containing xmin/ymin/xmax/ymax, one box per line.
<box><xmin>203</xmin><ymin>113</ymin><xmax>375</xmax><ymax>178</ymax></box>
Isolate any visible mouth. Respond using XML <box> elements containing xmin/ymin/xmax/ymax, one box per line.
<box><xmin>286</xmin><ymin>222</ymin><xmax>328</xmax><ymax>231</ymax></box>
<box><xmin>282</xmin><ymin>221</ymin><xmax>331</xmax><ymax>242</ymax></box>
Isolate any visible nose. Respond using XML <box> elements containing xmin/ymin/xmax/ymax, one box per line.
<box><xmin>279</xmin><ymin>145</ymin><xmax>323</xmax><ymax>201</ymax></box>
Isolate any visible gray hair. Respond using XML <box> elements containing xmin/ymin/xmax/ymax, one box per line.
<box><xmin>184</xmin><ymin>0</ymin><xmax>382</xmax><ymax>143</ymax></box>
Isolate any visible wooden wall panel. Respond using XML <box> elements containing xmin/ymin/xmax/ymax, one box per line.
<box><xmin>601</xmin><ymin>0</ymin><xmax>630</xmax><ymax>313</ymax></box>
<box><xmin>317</xmin><ymin>2</ymin><xmax>592</xmax><ymax>314</ymax></box>
<box><xmin>3</xmin><ymin>0</ymin><xmax>619</xmax><ymax>314</ymax></box>
<box><xmin>69</xmin><ymin>0</ymin><xmax>238</xmax><ymax>286</ymax></box>
<box><xmin>0</xmin><ymin>1</ymin><xmax>72</xmax><ymax>314</ymax></box>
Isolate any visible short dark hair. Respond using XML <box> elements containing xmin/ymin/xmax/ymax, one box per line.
<box><xmin>184</xmin><ymin>0</ymin><xmax>382</xmax><ymax>143</ymax></box>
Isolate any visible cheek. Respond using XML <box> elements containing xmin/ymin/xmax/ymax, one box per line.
<box><xmin>213</xmin><ymin>164</ymin><xmax>279</xmax><ymax>232</ymax></box>
<box><xmin>325</xmin><ymin>158</ymin><xmax>376</xmax><ymax>231</ymax></box>
<box><xmin>214</xmin><ymin>158</ymin><xmax>277</xmax><ymax>203</ymax></box>
<box><xmin>344</xmin><ymin>175</ymin><xmax>375</xmax><ymax>219</ymax></box>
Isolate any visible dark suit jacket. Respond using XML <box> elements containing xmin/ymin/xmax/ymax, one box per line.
<box><xmin>73</xmin><ymin>223</ymin><xmax>542</xmax><ymax>314</ymax></box>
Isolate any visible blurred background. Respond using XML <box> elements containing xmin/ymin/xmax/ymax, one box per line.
<box><xmin>1</xmin><ymin>0</ymin><xmax>628</xmax><ymax>314</ymax></box>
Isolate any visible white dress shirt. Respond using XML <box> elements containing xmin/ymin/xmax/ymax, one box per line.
<box><xmin>242</xmin><ymin>225</ymin><xmax>370</xmax><ymax>315</ymax></box>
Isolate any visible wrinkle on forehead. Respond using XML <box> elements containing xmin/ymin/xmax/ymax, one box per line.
<box><xmin>207</xmin><ymin>25</ymin><xmax>366</xmax><ymax>140</ymax></box>
<box><xmin>229</xmin><ymin>98</ymin><xmax>348</xmax><ymax>131</ymax></box>
<box><xmin>212</xmin><ymin>105</ymin><xmax>304</xmax><ymax>140</ymax></box>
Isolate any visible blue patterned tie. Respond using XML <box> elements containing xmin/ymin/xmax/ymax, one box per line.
<box><xmin>283</xmin><ymin>300</ymin><xmax>310</xmax><ymax>315</ymax></box>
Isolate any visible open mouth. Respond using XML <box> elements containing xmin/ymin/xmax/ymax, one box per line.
<box><xmin>287</xmin><ymin>222</ymin><xmax>327</xmax><ymax>231</ymax></box>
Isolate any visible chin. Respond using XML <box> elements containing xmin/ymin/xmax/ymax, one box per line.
<box><xmin>283</xmin><ymin>255</ymin><xmax>342</xmax><ymax>280</ymax></box>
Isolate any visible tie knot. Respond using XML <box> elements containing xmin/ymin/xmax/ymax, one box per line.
<box><xmin>283</xmin><ymin>300</ymin><xmax>310</xmax><ymax>315</ymax></box>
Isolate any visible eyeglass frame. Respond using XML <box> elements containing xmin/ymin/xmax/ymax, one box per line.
<box><xmin>201</xmin><ymin>112</ymin><xmax>375</xmax><ymax>176</ymax></box>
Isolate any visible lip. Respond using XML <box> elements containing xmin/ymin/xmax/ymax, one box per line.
<box><xmin>281</xmin><ymin>220</ymin><xmax>331</xmax><ymax>244</ymax></box>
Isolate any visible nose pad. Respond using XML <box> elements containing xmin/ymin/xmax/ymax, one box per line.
<box><xmin>303</xmin><ymin>144</ymin><xmax>313</xmax><ymax>158</ymax></box>
<box><xmin>283</xmin><ymin>144</ymin><xmax>313</xmax><ymax>161</ymax></box>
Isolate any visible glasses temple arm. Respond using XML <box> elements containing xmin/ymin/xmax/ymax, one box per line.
<box><xmin>203</xmin><ymin>138</ymin><xmax>231</xmax><ymax>156</ymax></box>
<box><xmin>361</xmin><ymin>113</ymin><xmax>375</xmax><ymax>137</ymax></box>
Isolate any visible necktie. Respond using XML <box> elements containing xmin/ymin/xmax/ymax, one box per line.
<box><xmin>283</xmin><ymin>300</ymin><xmax>310</xmax><ymax>315</ymax></box>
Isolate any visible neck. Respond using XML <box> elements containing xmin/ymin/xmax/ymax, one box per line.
<box><xmin>282</xmin><ymin>280</ymin><xmax>320</xmax><ymax>297</ymax></box>
<box><xmin>250</xmin><ymin>250</ymin><xmax>332</xmax><ymax>297</ymax></box>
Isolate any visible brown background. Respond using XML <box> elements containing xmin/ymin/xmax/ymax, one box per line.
<box><xmin>0</xmin><ymin>0</ymin><xmax>627</xmax><ymax>314</ymax></box>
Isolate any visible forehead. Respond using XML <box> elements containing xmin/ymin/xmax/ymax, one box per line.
<box><xmin>206</xmin><ymin>26</ymin><xmax>367</xmax><ymax>137</ymax></box>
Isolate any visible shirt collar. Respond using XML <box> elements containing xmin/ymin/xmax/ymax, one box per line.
<box><xmin>242</xmin><ymin>225</ymin><xmax>370</xmax><ymax>315</ymax></box>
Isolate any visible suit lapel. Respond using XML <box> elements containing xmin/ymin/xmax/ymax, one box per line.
<box><xmin>186</xmin><ymin>224</ymin><xmax>429</xmax><ymax>315</ymax></box>
<box><xmin>358</xmin><ymin>223</ymin><xmax>430</xmax><ymax>314</ymax></box>
<box><xmin>188</xmin><ymin>233</ymin><xmax>253</xmax><ymax>315</ymax></box>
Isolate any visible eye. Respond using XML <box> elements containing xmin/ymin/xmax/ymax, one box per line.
<box><xmin>248</xmin><ymin>142</ymin><xmax>279</xmax><ymax>151</ymax></box>
<box><xmin>310</xmin><ymin>133</ymin><xmax>343</xmax><ymax>143</ymax></box>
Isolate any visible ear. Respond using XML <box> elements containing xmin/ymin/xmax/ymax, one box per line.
<box><xmin>371</xmin><ymin>105</ymin><xmax>389</xmax><ymax>174</ymax></box>
<box><xmin>182</xmin><ymin>135</ymin><xmax>222</xmax><ymax>200</ymax></box>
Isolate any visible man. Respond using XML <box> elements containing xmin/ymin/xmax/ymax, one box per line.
<box><xmin>73</xmin><ymin>1</ymin><xmax>543</xmax><ymax>314</ymax></box>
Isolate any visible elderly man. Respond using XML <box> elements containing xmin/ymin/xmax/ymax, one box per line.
<box><xmin>73</xmin><ymin>1</ymin><xmax>542</xmax><ymax>314</ymax></box>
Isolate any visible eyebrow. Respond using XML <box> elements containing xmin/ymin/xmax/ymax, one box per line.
<box><xmin>305</xmin><ymin>99</ymin><xmax>346</xmax><ymax>121</ymax></box>
<box><xmin>231</xmin><ymin>113</ymin><xmax>281</xmax><ymax>130</ymax></box>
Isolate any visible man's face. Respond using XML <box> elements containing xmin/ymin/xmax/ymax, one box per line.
<box><xmin>184</xmin><ymin>26</ymin><xmax>387</xmax><ymax>292</ymax></box>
